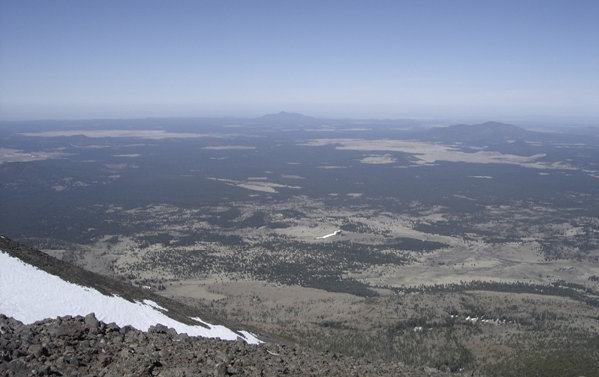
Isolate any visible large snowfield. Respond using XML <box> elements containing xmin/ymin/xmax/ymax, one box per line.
<box><xmin>0</xmin><ymin>250</ymin><xmax>261</xmax><ymax>344</ymax></box>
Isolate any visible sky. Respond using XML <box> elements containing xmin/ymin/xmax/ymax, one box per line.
<box><xmin>0</xmin><ymin>0</ymin><xmax>598</xmax><ymax>121</ymax></box>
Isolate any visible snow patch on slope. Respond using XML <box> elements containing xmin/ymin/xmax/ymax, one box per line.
<box><xmin>317</xmin><ymin>230</ymin><xmax>341</xmax><ymax>239</ymax></box>
<box><xmin>0</xmin><ymin>251</ymin><xmax>261</xmax><ymax>344</ymax></box>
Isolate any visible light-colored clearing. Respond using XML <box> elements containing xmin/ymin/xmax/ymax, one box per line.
<box><xmin>317</xmin><ymin>165</ymin><xmax>347</xmax><ymax>169</ymax></box>
<box><xmin>202</xmin><ymin>145</ymin><xmax>255</xmax><ymax>150</ymax></box>
<box><xmin>0</xmin><ymin>148</ymin><xmax>67</xmax><ymax>164</ymax></box>
<box><xmin>359</xmin><ymin>154</ymin><xmax>396</xmax><ymax>164</ymax></box>
<box><xmin>281</xmin><ymin>174</ymin><xmax>305</xmax><ymax>180</ymax></box>
<box><xmin>302</xmin><ymin>138</ymin><xmax>580</xmax><ymax>171</ymax></box>
<box><xmin>207</xmin><ymin>177</ymin><xmax>300</xmax><ymax>194</ymax></box>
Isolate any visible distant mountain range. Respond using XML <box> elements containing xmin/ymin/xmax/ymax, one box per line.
<box><xmin>255</xmin><ymin>111</ymin><xmax>322</xmax><ymax>126</ymax></box>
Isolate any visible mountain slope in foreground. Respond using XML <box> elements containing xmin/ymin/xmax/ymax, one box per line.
<box><xmin>0</xmin><ymin>236</ymin><xmax>260</xmax><ymax>344</ymax></box>
<box><xmin>0</xmin><ymin>237</ymin><xmax>447</xmax><ymax>376</ymax></box>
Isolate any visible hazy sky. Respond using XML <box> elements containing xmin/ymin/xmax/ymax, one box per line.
<box><xmin>1</xmin><ymin>0</ymin><xmax>598</xmax><ymax>120</ymax></box>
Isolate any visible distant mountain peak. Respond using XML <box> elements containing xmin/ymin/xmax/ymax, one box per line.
<box><xmin>257</xmin><ymin>111</ymin><xmax>319</xmax><ymax>126</ymax></box>
<box><xmin>259</xmin><ymin>111</ymin><xmax>314</xmax><ymax>119</ymax></box>
<box><xmin>473</xmin><ymin>121</ymin><xmax>523</xmax><ymax>130</ymax></box>
<box><xmin>420</xmin><ymin>121</ymin><xmax>537</xmax><ymax>143</ymax></box>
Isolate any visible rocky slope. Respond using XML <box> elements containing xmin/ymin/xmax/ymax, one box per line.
<box><xmin>0</xmin><ymin>314</ymin><xmax>447</xmax><ymax>377</ymax></box>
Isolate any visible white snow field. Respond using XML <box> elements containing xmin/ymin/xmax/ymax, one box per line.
<box><xmin>317</xmin><ymin>230</ymin><xmax>342</xmax><ymax>239</ymax></box>
<box><xmin>0</xmin><ymin>251</ymin><xmax>261</xmax><ymax>344</ymax></box>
